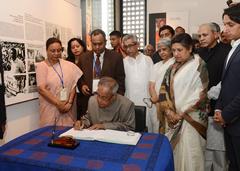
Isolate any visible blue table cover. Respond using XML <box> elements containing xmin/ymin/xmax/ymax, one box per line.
<box><xmin>0</xmin><ymin>126</ymin><xmax>174</xmax><ymax>171</ymax></box>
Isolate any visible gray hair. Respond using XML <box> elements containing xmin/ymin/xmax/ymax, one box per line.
<box><xmin>122</xmin><ymin>34</ymin><xmax>139</xmax><ymax>44</ymax></box>
<box><xmin>157</xmin><ymin>38</ymin><xmax>172</xmax><ymax>50</ymax></box>
<box><xmin>98</xmin><ymin>77</ymin><xmax>119</xmax><ymax>94</ymax></box>
<box><xmin>200</xmin><ymin>23</ymin><xmax>218</xmax><ymax>32</ymax></box>
<box><xmin>211</xmin><ymin>22</ymin><xmax>221</xmax><ymax>32</ymax></box>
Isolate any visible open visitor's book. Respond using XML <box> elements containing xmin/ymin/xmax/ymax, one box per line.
<box><xmin>60</xmin><ymin>128</ymin><xmax>142</xmax><ymax>145</ymax></box>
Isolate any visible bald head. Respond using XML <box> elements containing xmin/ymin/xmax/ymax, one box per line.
<box><xmin>96</xmin><ymin>77</ymin><xmax>119</xmax><ymax>108</ymax></box>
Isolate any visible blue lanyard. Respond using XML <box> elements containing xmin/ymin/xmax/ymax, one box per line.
<box><xmin>49</xmin><ymin>60</ymin><xmax>64</xmax><ymax>88</ymax></box>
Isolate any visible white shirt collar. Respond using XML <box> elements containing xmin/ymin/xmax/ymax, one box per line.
<box><xmin>94</xmin><ymin>51</ymin><xmax>105</xmax><ymax>59</ymax></box>
<box><xmin>231</xmin><ymin>38</ymin><xmax>240</xmax><ymax>48</ymax></box>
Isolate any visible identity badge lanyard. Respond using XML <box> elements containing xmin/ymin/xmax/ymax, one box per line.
<box><xmin>50</xmin><ymin>60</ymin><xmax>68</xmax><ymax>101</ymax></box>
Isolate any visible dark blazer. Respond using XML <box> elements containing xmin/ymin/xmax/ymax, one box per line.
<box><xmin>77</xmin><ymin>49</ymin><xmax>125</xmax><ymax>117</ymax></box>
<box><xmin>216</xmin><ymin>43</ymin><xmax>240</xmax><ymax>136</ymax></box>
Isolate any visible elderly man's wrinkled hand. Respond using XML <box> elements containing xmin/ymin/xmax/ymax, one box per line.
<box><xmin>88</xmin><ymin>124</ymin><xmax>105</xmax><ymax>130</ymax></box>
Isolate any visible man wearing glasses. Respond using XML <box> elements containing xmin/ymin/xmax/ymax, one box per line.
<box><xmin>122</xmin><ymin>34</ymin><xmax>154</xmax><ymax>132</ymax></box>
<box><xmin>74</xmin><ymin>77</ymin><xmax>135</xmax><ymax>131</ymax></box>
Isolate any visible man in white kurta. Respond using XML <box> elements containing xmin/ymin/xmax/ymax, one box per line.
<box><xmin>122</xmin><ymin>34</ymin><xmax>154</xmax><ymax>132</ymax></box>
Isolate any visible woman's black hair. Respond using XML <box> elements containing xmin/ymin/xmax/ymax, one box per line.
<box><xmin>223</xmin><ymin>3</ymin><xmax>240</xmax><ymax>24</ymax></box>
<box><xmin>171</xmin><ymin>33</ymin><xmax>194</xmax><ymax>52</ymax></box>
<box><xmin>46</xmin><ymin>37</ymin><xmax>62</xmax><ymax>50</ymax></box>
<box><xmin>66</xmin><ymin>38</ymin><xmax>86</xmax><ymax>63</ymax></box>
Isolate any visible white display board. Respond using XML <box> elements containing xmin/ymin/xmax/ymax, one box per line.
<box><xmin>167</xmin><ymin>11</ymin><xmax>189</xmax><ymax>33</ymax></box>
<box><xmin>0</xmin><ymin>0</ymin><xmax>81</xmax><ymax>105</ymax></box>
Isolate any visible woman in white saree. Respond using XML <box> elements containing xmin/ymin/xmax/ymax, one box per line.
<box><xmin>158</xmin><ymin>33</ymin><xmax>209</xmax><ymax>171</ymax></box>
<box><xmin>149</xmin><ymin>38</ymin><xmax>175</xmax><ymax>133</ymax></box>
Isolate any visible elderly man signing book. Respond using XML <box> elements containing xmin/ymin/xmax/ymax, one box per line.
<box><xmin>74</xmin><ymin>77</ymin><xmax>135</xmax><ymax>131</ymax></box>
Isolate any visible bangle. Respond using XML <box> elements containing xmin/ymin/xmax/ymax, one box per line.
<box><xmin>68</xmin><ymin>100</ymin><xmax>73</xmax><ymax>104</ymax></box>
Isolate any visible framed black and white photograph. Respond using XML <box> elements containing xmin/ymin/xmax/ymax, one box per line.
<box><xmin>1</xmin><ymin>41</ymin><xmax>26</xmax><ymax>74</ymax></box>
<box><xmin>28</xmin><ymin>73</ymin><xmax>37</xmax><ymax>93</ymax></box>
<box><xmin>0</xmin><ymin>41</ymin><xmax>38</xmax><ymax>105</ymax></box>
<box><xmin>26</xmin><ymin>45</ymin><xmax>45</xmax><ymax>63</ymax></box>
<box><xmin>149</xmin><ymin>13</ymin><xmax>166</xmax><ymax>50</ymax></box>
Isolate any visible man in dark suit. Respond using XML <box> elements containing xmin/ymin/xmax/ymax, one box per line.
<box><xmin>0</xmin><ymin>46</ymin><xmax>6</xmax><ymax>139</ymax></box>
<box><xmin>214</xmin><ymin>4</ymin><xmax>240</xmax><ymax>171</ymax></box>
<box><xmin>77</xmin><ymin>29</ymin><xmax>125</xmax><ymax>117</ymax></box>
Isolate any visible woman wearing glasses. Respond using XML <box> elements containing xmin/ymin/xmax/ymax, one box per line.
<box><xmin>36</xmin><ymin>37</ymin><xmax>83</xmax><ymax>127</ymax></box>
<box><xmin>158</xmin><ymin>33</ymin><xmax>208</xmax><ymax>171</ymax></box>
<box><xmin>149</xmin><ymin>38</ymin><xmax>175</xmax><ymax>133</ymax></box>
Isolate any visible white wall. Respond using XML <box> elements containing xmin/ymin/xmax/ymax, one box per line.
<box><xmin>0</xmin><ymin>0</ymin><xmax>82</xmax><ymax>145</ymax></box>
<box><xmin>146</xmin><ymin>0</ymin><xmax>228</xmax><ymax>42</ymax></box>
<box><xmin>2</xmin><ymin>100</ymin><xmax>40</xmax><ymax>144</ymax></box>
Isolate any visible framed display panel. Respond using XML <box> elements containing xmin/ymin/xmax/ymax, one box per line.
<box><xmin>0</xmin><ymin>0</ymin><xmax>81</xmax><ymax>106</ymax></box>
<box><xmin>149</xmin><ymin>13</ymin><xmax>166</xmax><ymax>50</ymax></box>
<box><xmin>1</xmin><ymin>41</ymin><xmax>41</xmax><ymax>105</ymax></box>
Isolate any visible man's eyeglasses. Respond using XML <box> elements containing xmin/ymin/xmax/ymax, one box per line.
<box><xmin>143</xmin><ymin>98</ymin><xmax>153</xmax><ymax>108</ymax></box>
<box><xmin>123</xmin><ymin>42</ymin><xmax>137</xmax><ymax>49</ymax></box>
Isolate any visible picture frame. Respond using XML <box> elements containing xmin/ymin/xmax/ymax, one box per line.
<box><xmin>149</xmin><ymin>13</ymin><xmax>166</xmax><ymax>50</ymax></box>
<box><xmin>1</xmin><ymin>41</ymin><xmax>41</xmax><ymax>106</ymax></box>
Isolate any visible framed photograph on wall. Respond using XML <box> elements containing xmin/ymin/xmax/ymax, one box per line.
<box><xmin>149</xmin><ymin>13</ymin><xmax>166</xmax><ymax>50</ymax></box>
<box><xmin>1</xmin><ymin>41</ymin><xmax>40</xmax><ymax>106</ymax></box>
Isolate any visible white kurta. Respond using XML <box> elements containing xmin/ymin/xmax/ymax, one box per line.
<box><xmin>124</xmin><ymin>53</ymin><xmax>153</xmax><ymax>131</ymax></box>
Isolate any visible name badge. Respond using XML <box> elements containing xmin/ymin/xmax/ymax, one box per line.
<box><xmin>60</xmin><ymin>88</ymin><xmax>68</xmax><ymax>101</ymax></box>
<box><xmin>92</xmin><ymin>79</ymin><xmax>100</xmax><ymax>93</ymax></box>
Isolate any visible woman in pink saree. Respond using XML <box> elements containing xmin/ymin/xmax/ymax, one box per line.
<box><xmin>36</xmin><ymin>37</ymin><xmax>83</xmax><ymax>127</ymax></box>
